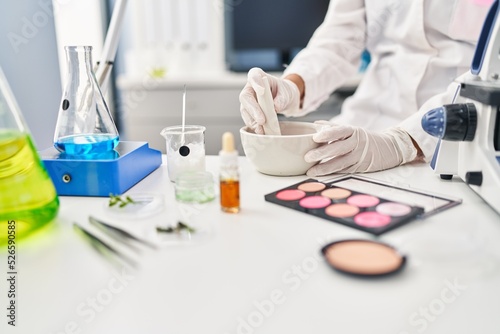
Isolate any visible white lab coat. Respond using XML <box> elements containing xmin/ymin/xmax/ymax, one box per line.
<box><xmin>284</xmin><ymin>0</ymin><xmax>492</xmax><ymax>161</ymax></box>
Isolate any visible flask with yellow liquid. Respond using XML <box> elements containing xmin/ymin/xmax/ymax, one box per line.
<box><xmin>0</xmin><ymin>67</ymin><xmax>59</xmax><ymax>246</ymax></box>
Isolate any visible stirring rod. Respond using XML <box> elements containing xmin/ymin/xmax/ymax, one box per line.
<box><xmin>181</xmin><ymin>84</ymin><xmax>186</xmax><ymax>144</ymax></box>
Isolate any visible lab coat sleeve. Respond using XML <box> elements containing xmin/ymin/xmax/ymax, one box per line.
<box><xmin>282</xmin><ymin>0</ymin><xmax>366</xmax><ymax>116</ymax></box>
<box><xmin>397</xmin><ymin>74</ymin><xmax>468</xmax><ymax>162</ymax></box>
<box><xmin>395</xmin><ymin>0</ymin><xmax>492</xmax><ymax>163</ymax></box>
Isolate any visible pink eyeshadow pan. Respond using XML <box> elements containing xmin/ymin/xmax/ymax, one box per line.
<box><xmin>298</xmin><ymin>182</ymin><xmax>326</xmax><ymax>192</ymax></box>
<box><xmin>354</xmin><ymin>212</ymin><xmax>391</xmax><ymax>228</ymax></box>
<box><xmin>321</xmin><ymin>188</ymin><xmax>351</xmax><ymax>199</ymax></box>
<box><xmin>325</xmin><ymin>203</ymin><xmax>359</xmax><ymax>218</ymax></box>
<box><xmin>347</xmin><ymin>194</ymin><xmax>380</xmax><ymax>208</ymax></box>
<box><xmin>376</xmin><ymin>202</ymin><xmax>412</xmax><ymax>216</ymax></box>
<box><xmin>276</xmin><ymin>189</ymin><xmax>306</xmax><ymax>201</ymax></box>
<box><xmin>299</xmin><ymin>196</ymin><xmax>331</xmax><ymax>209</ymax></box>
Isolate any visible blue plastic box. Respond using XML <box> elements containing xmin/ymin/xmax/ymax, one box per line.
<box><xmin>39</xmin><ymin>141</ymin><xmax>162</xmax><ymax>197</ymax></box>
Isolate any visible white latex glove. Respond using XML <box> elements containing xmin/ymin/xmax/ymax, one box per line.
<box><xmin>305</xmin><ymin>121</ymin><xmax>418</xmax><ymax>176</ymax></box>
<box><xmin>239</xmin><ymin>67</ymin><xmax>301</xmax><ymax>134</ymax></box>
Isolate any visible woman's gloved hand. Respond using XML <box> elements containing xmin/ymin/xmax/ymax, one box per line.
<box><xmin>305</xmin><ymin>121</ymin><xmax>419</xmax><ymax>176</ymax></box>
<box><xmin>239</xmin><ymin>67</ymin><xmax>301</xmax><ymax>134</ymax></box>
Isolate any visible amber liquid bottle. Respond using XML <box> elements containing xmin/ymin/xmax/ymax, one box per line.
<box><xmin>219</xmin><ymin>132</ymin><xmax>240</xmax><ymax>213</ymax></box>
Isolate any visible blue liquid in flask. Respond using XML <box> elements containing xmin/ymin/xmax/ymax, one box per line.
<box><xmin>55</xmin><ymin>134</ymin><xmax>119</xmax><ymax>156</ymax></box>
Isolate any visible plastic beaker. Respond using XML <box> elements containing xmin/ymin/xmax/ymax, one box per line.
<box><xmin>53</xmin><ymin>46</ymin><xmax>119</xmax><ymax>156</ymax></box>
<box><xmin>160</xmin><ymin>125</ymin><xmax>206</xmax><ymax>182</ymax></box>
<box><xmin>0</xmin><ymin>67</ymin><xmax>59</xmax><ymax>246</ymax></box>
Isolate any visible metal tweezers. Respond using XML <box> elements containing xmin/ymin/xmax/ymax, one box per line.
<box><xmin>88</xmin><ymin>216</ymin><xmax>158</xmax><ymax>251</ymax></box>
<box><xmin>73</xmin><ymin>223</ymin><xmax>139</xmax><ymax>269</ymax></box>
<box><xmin>73</xmin><ymin>216</ymin><xmax>158</xmax><ymax>269</ymax></box>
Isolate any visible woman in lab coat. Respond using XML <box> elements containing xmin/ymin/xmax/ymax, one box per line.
<box><xmin>239</xmin><ymin>0</ymin><xmax>492</xmax><ymax>176</ymax></box>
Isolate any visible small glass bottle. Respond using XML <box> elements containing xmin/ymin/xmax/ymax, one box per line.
<box><xmin>53</xmin><ymin>46</ymin><xmax>119</xmax><ymax>156</ymax></box>
<box><xmin>0</xmin><ymin>67</ymin><xmax>59</xmax><ymax>246</ymax></box>
<box><xmin>219</xmin><ymin>132</ymin><xmax>240</xmax><ymax>213</ymax></box>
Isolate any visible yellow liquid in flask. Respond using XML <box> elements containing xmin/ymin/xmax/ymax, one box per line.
<box><xmin>0</xmin><ymin>131</ymin><xmax>59</xmax><ymax>246</ymax></box>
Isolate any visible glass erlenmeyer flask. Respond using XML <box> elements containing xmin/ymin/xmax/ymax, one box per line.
<box><xmin>0</xmin><ymin>66</ymin><xmax>59</xmax><ymax>246</ymax></box>
<box><xmin>54</xmin><ymin>46</ymin><xmax>119</xmax><ymax>156</ymax></box>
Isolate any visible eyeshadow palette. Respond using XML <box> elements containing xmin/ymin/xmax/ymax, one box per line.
<box><xmin>265</xmin><ymin>176</ymin><xmax>461</xmax><ymax>236</ymax></box>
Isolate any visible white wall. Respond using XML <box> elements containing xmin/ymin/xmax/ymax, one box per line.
<box><xmin>0</xmin><ymin>0</ymin><xmax>110</xmax><ymax>149</ymax></box>
<box><xmin>119</xmin><ymin>0</ymin><xmax>226</xmax><ymax>78</ymax></box>
<box><xmin>51</xmin><ymin>0</ymin><xmax>106</xmax><ymax>85</ymax></box>
<box><xmin>0</xmin><ymin>0</ymin><xmax>61</xmax><ymax>149</ymax></box>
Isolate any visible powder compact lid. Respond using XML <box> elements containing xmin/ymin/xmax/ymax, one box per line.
<box><xmin>321</xmin><ymin>239</ymin><xmax>406</xmax><ymax>277</ymax></box>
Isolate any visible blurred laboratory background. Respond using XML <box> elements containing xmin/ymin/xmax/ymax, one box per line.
<box><xmin>0</xmin><ymin>0</ymin><xmax>362</xmax><ymax>154</ymax></box>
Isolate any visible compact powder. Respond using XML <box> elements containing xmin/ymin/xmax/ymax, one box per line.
<box><xmin>347</xmin><ymin>194</ymin><xmax>380</xmax><ymax>207</ymax></box>
<box><xmin>376</xmin><ymin>202</ymin><xmax>412</xmax><ymax>216</ymax></box>
<box><xmin>298</xmin><ymin>182</ymin><xmax>326</xmax><ymax>192</ymax></box>
<box><xmin>276</xmin><ymin>189</ymin><xmax>306</xmax><ymax>201</ymax></box>
<box><xmin>325</xmin><ymin>203</ymin><xmax>359</xmax><ymax>218</ymax></box>
<box><xmin>299</xmin><ymin>196</ymin><xmax>331</xmax><ymax>209</ymax></box>
<box><xmin>322</xmin><ymin>240</ymin><xmax>405</xmax><ymax>276</ymax></box>
<box><xmin>321</xmin><ymin>188</ymin><xmax>351</xmax><ymax>199</ymax></box>
<box><xmin>354</xmin><ymin>212</ymin><xmax>391</xmax><ymax>228</ymax></box>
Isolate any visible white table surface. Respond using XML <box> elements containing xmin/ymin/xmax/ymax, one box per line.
<box><xmin>2</xmin><ymin>156</ymin><xmax>500</xmax><ymax>334</ymax></box>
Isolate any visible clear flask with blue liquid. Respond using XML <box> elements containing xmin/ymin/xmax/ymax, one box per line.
<box><xmin>53</xmin><ymin>46</ymin><xmax>119</xmax><ymax>156</ymax></box>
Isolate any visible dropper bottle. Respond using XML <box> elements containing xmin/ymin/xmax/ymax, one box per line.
<box><xmin>219</xmin><ymin>132</ymin><xmax>240</xmax><ymax>213</ymax></box>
